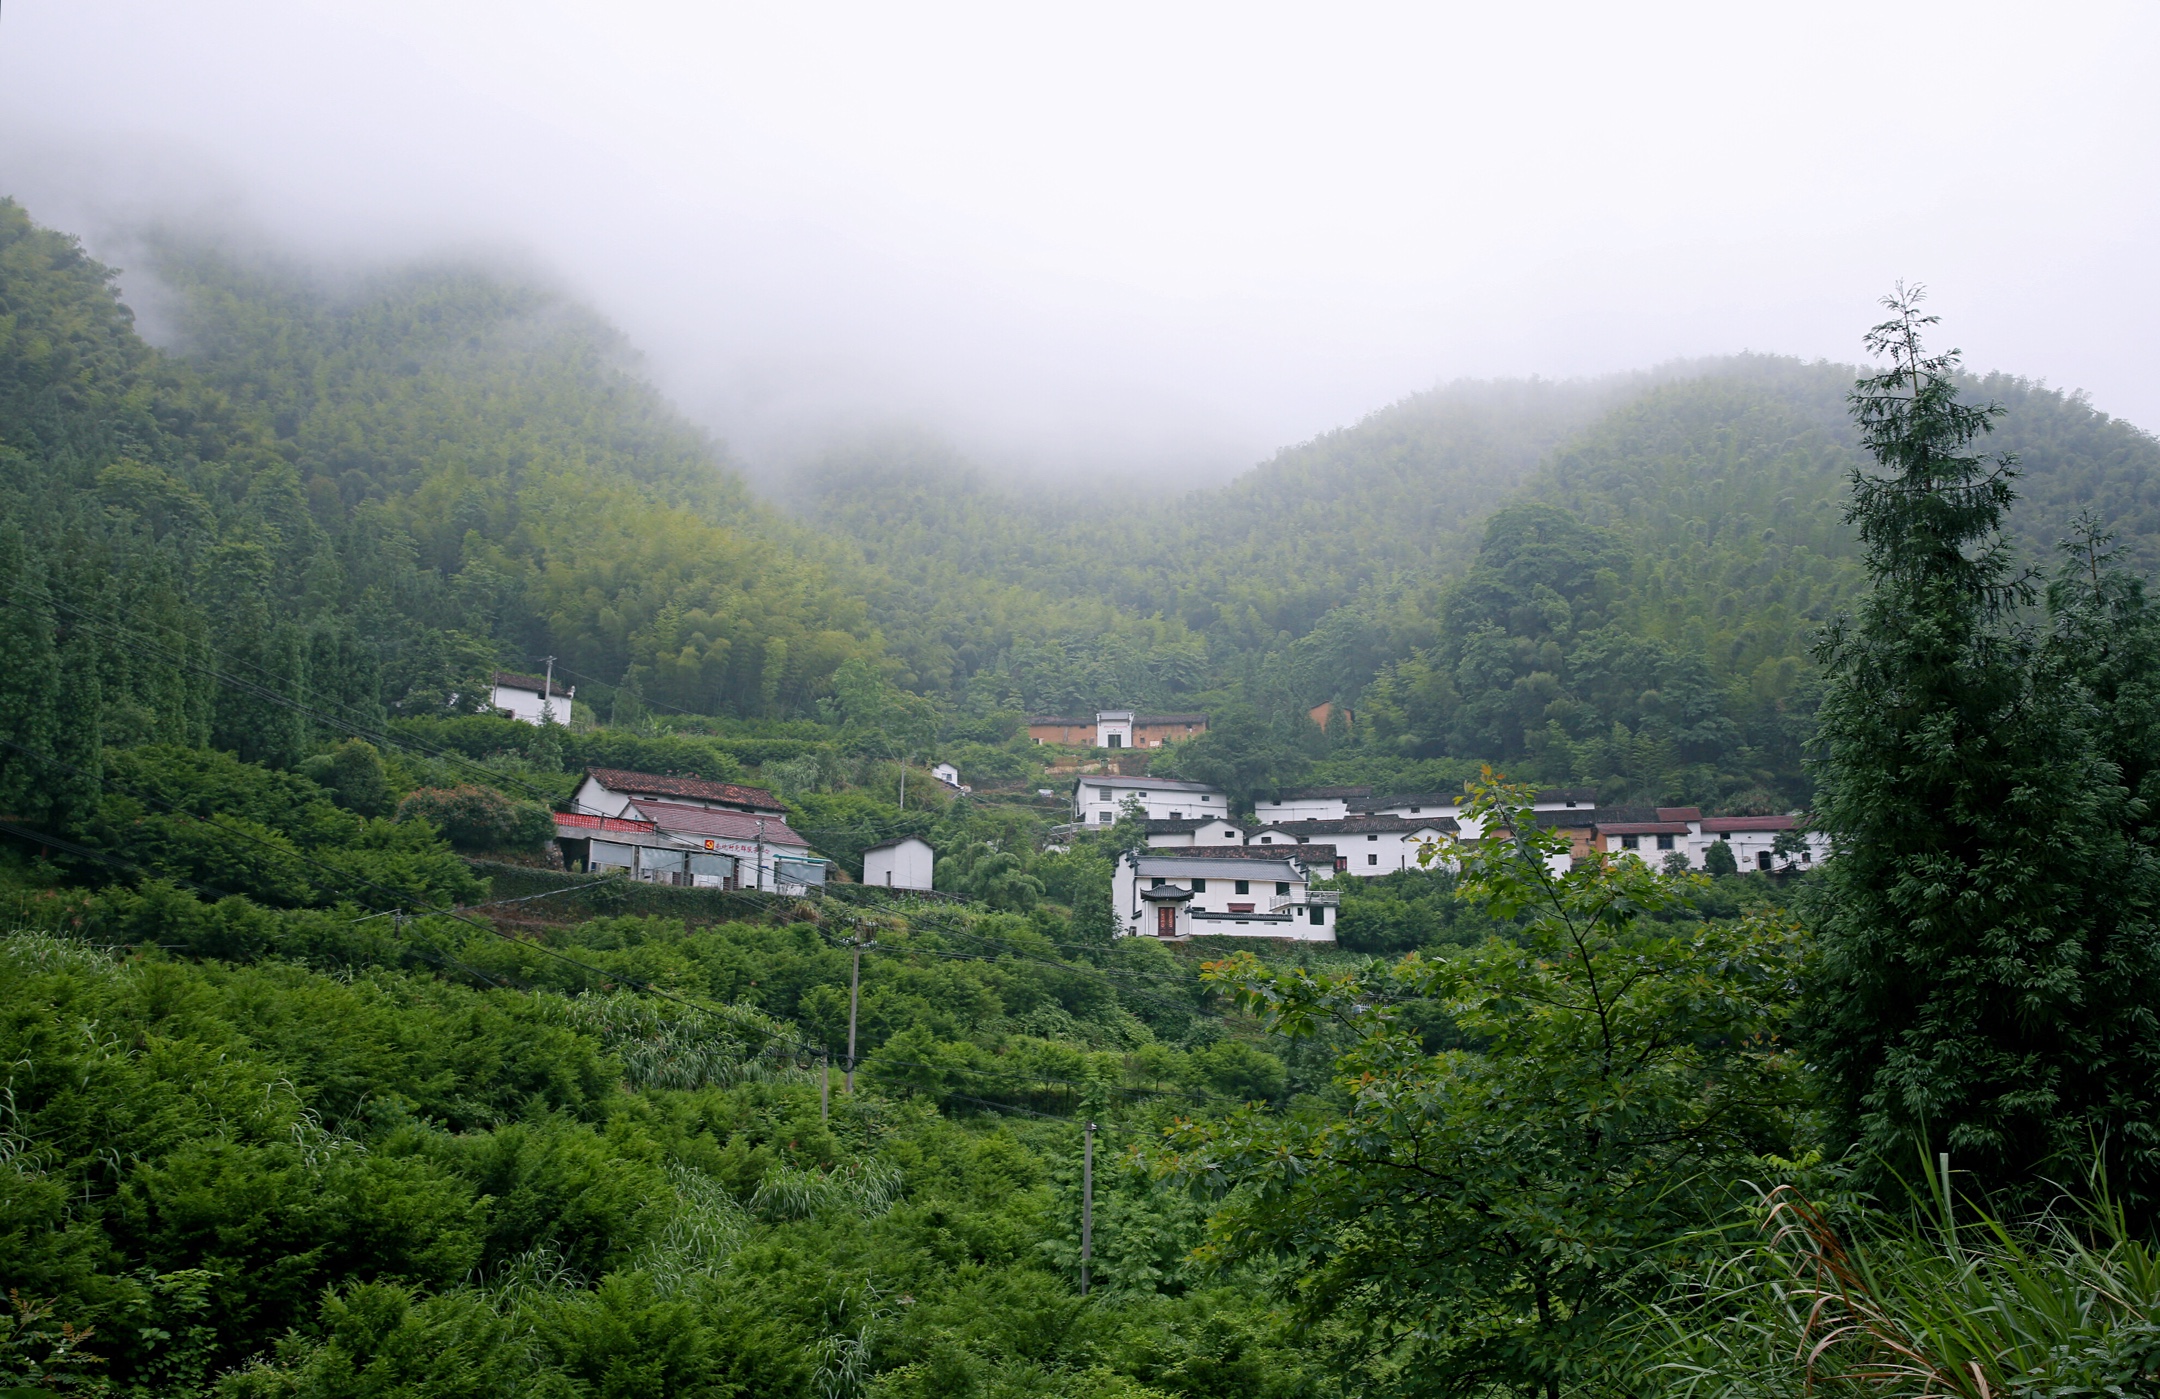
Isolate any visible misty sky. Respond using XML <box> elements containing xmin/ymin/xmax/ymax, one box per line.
<box><xmin>4</xmin><ymin>1</ymin><xmax>2155</xmax><ymax>480</ymax></box>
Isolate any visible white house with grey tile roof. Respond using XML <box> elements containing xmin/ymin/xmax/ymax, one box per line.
<box><xmin>1070</xmin><ymin>774</ymin><xmax>1229</xmax><ymax>826</ymax></box>
<box><xmin>1114</xmin><ymin>848</ymin><xmax>1337</xmax><ymax>941</ymax></box>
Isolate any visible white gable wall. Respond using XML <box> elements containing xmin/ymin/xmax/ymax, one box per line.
<box><xmin>863</xmin><ymin>838</ymin><xmax>936</xmax><ymax>890</ymax></box>
<box><xmin>1143</xmin><ymin>819</ymin><xmax>1247</xmax><ymax>849</ymax></box>
<box><xmin>1256</xmin><ymin>795</ymin><xmax>1352</xmax><ymax>821</ymax></box>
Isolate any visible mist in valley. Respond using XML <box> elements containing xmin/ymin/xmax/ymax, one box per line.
<box><xmin>5</xmin><ymin>0</ymin><xmax>2156</xmax><ymax>491</ymax></box>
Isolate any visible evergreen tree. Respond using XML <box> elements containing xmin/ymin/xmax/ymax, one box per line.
<box><xmin>0</xmin><ymin>527</ymin><xmax>59</xmax><ymax>821</ymax></box>
<box><xmin>201</xmin><ymin>541</ymin><xmax>309</xmax><ymax>768</ymax></box>
<box><xmin>49</xmin><ymin>621</ymin><xmax>103</xmax><ymax>831</ymax></box>
<box><xmin>1801</xmin><ymin>289</ymin><xmax>2160</xmax><ymax>1208</ymax></box>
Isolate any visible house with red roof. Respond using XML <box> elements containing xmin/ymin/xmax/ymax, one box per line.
<box><xmin>560</xmin><ymin>768</ymin><xmax>827</xmax><ymax>892</ymax></box>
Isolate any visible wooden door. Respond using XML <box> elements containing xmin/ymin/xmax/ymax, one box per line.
<box><xmin>1157</xmin><ymin>905</ymin><xmax>1177</xmax><ymax>937</ymax></box>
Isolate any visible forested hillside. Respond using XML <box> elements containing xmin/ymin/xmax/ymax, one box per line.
<box><xmin>10</xmin><ymin>196</ymin><xmax>2160</xmax><ymax>1398</ymax></box>
<box><xmin>796</xmin><ymin>350</ymin><xmax>2160</xmax><ymax>809</ymax></box>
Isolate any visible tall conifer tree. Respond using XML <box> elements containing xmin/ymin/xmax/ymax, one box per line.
<box><xmin>0</xmin><ymin>526</ymin><xmax>61</xmax><ymax>821</ymax></box>
<box><xmin>1803</xmin><ymin>289</ymin><xmax>2160</xmax><ymax>1208</ymax></box>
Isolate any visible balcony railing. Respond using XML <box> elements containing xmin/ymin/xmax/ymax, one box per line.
<box><xmin>1269</xmin><ymin>889</ymin><xmax>1341</xmax><ymax>913</ymax></box>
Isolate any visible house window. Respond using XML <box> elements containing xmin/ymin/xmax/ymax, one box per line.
<box><xmin>1758</xmin><ymin>851</ymin><xmax>1772</xmax><ymax>870</ymax></box>
<box><xmin>1107</xmin><ymin>734</ymin><xmax>1122</xmax><ymax>748</ymax></box>
<box><xmin>1099</xmin><ymin>812</ymin><xmax>1113</xmax><ymax>824</ymax></box>
<box><xmin>1566</xmin><ymin>800</ymin><xmax>1578</xmax><ymax>808</ymax></box>
<box><xmin>1409</xmin><ymin>806</ymin><xmax>1420</xmax><ymax>813</ymax></box>
<box><xmin>1801</xmin><ymin>850</ymin><xmax>1812</xmax><ymax>863</ymax></box>
<box><xmin>1170</xmin><ymin>811</ymin><xmax>1182</xmax><ymax>820</ymax></box>
<box><xmin>1151</xmin><ymin>877</ymin><xmax>1166</xmax><ymax>888</ymax></box>
<box><xmin>1656</xmin><ymin>833</ymin><xmax>1674</xmax><ymax>850</ymax></box>
<box><xmin>1368</xmin><ymin>853</ymin><xmax>1378</xmax><ymax>866</ymax></box>
<box><xmin>1260</xmin><ymin>836</ymin><xmax>1273</xmax><ymax>844</ymax></box>
<box><xmin>1235</xmin><ymin>879</ymin><xmax>1249</xmax><ymax>894</ymax></box>
<box><xmin>1276</xmin><ymin>882</ymin><xmax>1290</xmax><ymax>895</ymax></box>
<box><xmin>1621</xmin><ymin>834</ymin><xmax>1638</xmax><ymax>850</ymax></box>
<box><xmin>1367</xmin><ymin>834</ymin><xmax>1378</xmax><ymax>842</ymax></box>
<box><xmin>1191</xmin><ymin>878</ymin><xmax>1206</xmax><ymax>892</ymax></box>
<box><xmin>1309</xmin><ymin>905</ymin><xmax>1326</xmax><ymax>926</ymax></box>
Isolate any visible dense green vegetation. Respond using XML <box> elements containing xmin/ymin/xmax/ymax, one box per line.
<box><xmin>7</xmin><ymin>191</ymin><xmax>2160</xmax><ymax>1398</ymax></box>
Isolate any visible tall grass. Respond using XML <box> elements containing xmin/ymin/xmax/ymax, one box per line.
<box><xmin>1640</xmin><ymin>1174</ymin><xmax>2160</xmax><ymax>1397</ymax></box>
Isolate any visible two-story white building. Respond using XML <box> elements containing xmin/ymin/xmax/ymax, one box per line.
<box><xmin>1114</xmin><ymin>847</ymin><xmax>1338</xmax><ymax>941</ymax></box>
<box><xmin>1070</xmin><ymin>775</ymin><xmax>1229</xmax><ymax>826</ymax></box>
<box><xmin>491</xmin><ymin>670</ymin><xmax>573</xmax><ymax>726</ymax></box>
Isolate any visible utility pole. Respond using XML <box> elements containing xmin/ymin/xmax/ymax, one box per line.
<box><xmin>845</xmin><ymin>927</ymin><xmax>864</xmax><ymax>1093</ymax></box>
<box><xmin>542</xmin><ymin>655</ymin><xmax>557</xmax><ymax>725</ymax></box>
<box><xmin>820</xmin><ymin>1050</ymin><xmax>830</xmax><ymax>1122</ymax></box>
<box><xmin>1081</xmin><ymin>1121</ymin><xmax>1095</xmax><ymax>1296</ymax></box>
<box><xmin>754</xmin><ymin>818</ymin><xmax>766</xmax><ymax>893</ymax></box>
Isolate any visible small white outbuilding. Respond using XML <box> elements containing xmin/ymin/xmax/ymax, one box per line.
<box><xmin>861</xmin><ymin>836</ymin><xmax>935</xmax><ymax>891</ymax></box>
<box><xmin>931</xmin><ymin>761</ymin><xmax>962</xmax><ymax>789</ymax></box>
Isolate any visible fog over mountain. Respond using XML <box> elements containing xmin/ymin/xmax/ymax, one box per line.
<box><xmin>3</xmin><ymin>0</ymin><xmax>2155</xmax><ymax>481</ymax></box>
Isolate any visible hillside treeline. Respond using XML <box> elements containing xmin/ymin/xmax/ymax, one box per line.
<box><xmin>7</xmin><ymin>197</ymin><xmax>2160</xmax><ymax>1398</ymax></box>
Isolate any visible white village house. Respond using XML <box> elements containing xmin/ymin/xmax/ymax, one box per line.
<box><xmin>1070</xmin><ymin>774</ymin><xmax>1229</xmax><ymax>826</ymax></box>
<box><xmin>557</xmin><ymin>768</ymin><xmax>830</xmax><ymax>892</ymax></box>
<box><xmin>1591</xmin><ymin>807</ymin><xmax>1827</xmax><ymax>872</ymax></box>
<box><xmin>862</xmin><ymin>836</ymin><xmax>936</xmax><ymax>891</ymax></box>
<box><xmin>490</xmin><ymin>670</ymin><xmax>573</xmax><ymax>726</ymax></box>
<box><xmin>930</xmin><ymin>762</ymin><xmax>963</xmax><ymax>791</ymax></box>
<box><xmin>1114</xmin><ymin>847</ymin><xmax>1340</xmax><ymax>942</ymax></box>
<box><xmin>1255</xmin><ymin>784</ymin><xmax>1596</xmax><ymax>842</ymax></box>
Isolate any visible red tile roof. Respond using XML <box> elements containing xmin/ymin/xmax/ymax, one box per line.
<box><xmin>632</xmin><ymin>801</ymin><xmax>809</xmax><ymax>848</ymax></box>
<box><xmin>584</xmin><ymin>768</ymin><xmax>787</xmax><ymax>812</ymax></box>
<box><xmin>1701</xmin><ymin>815</ymin><xmax>1800</xmax><ymax>833</ymax></box>
<box><xmin>1655</xmin><ymin>807</ymin><xmax>1703</xmax><ymax>822</ymax></box>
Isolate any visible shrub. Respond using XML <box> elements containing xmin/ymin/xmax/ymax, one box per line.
<box><xmin>395</xmin><ymin>786</ymin><xmax>555</xmax><ymax>852</ymax></box>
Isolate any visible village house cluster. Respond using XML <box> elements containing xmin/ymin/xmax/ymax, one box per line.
<box><xmin>1083</xmin><ymin>778</ymin><xmax>1829</xmax><ymax>944</ymax></box>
